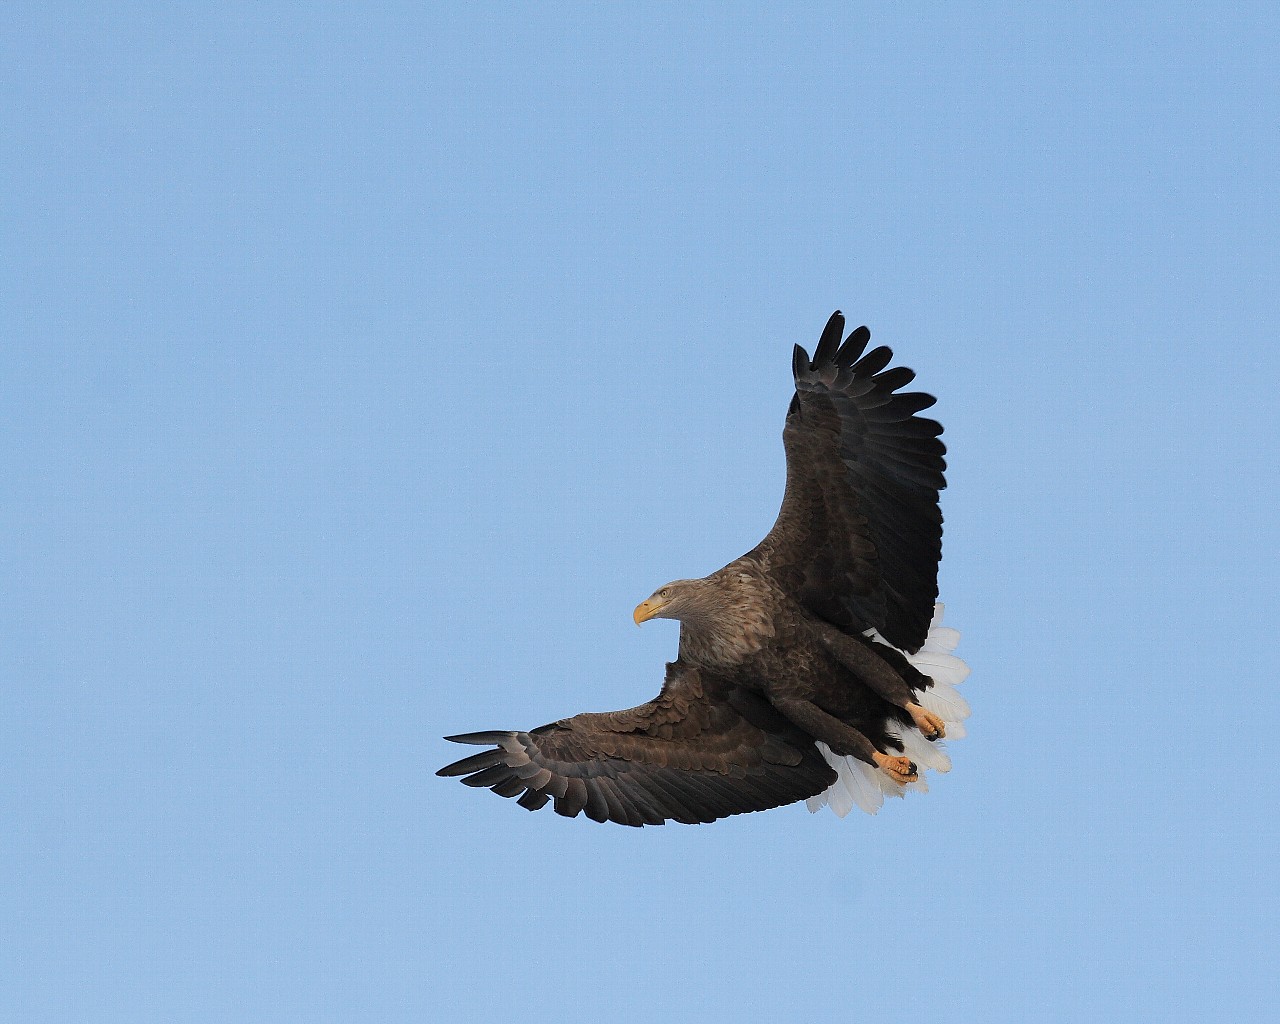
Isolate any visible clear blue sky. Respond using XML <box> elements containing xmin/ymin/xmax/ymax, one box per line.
<box><xmin>4</xmin><ymin>4</ymin><xmax>1278</xmax><ymax>1022</ymax></box>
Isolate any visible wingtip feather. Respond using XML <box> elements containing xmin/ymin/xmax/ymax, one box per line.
<box><xmin>792</xmin><ymin>343</ymin><xmax>811</xmax><ymax>379</ymax></box>
<box><xmin>812</xmin><ymin>311</ymin><xmax>844</xmax><ymax>367</ymax></box>
<box><xmin>443</xmin><ymin>731</ymin><xmax>513</xmax><ymax>745</ymax></box>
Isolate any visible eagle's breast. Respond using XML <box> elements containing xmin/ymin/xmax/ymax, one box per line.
<box><xmin>676</xmin><ymin>568</ymin><xmax>783</xmax><ymax>670</ymax></box>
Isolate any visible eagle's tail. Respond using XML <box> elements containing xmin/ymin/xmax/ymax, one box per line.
<box><xmin>806</xmin><ymin>603</ymin><xmax>969</xmax><ymax>817</ymax></box>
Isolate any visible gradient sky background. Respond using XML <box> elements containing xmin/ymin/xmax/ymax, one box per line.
<box><xmin>4</xmin><ymin>4</ymin><xmax>1278</xmax><ymax>1022</ymax></box>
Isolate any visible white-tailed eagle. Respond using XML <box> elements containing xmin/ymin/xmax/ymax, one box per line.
<box><xmin>439</xmin><ymin>312</ymin><xmax>969</xmax><ymax>825</ymax></box>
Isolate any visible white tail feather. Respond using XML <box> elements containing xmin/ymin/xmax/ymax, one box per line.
<box><xmin>808</xmin><ymin>603</ymin><xmax>968</xmax><ymax>817</ymax></box>
<box><xmin>919</xmin><ymin>682</ymin><xmax>971</xmax><ymax>723</ymax></box>
<box><xmin>840</xmin><ymin>751</ymin><xmax>886</xmax><ymax>814</ymax></box>
<box><xmin>907</xmin><ymin>651</ymin><xmax>970</xmax><ymax>686</ymax></box>
<box><xmin>921</xmin><ymin>626</ymin><xmax>961</xmax><ymax>653</ymax></box>
<box><xmin>809</xmin><ymin>741</ymin><xmax>886</xmax><ymax>816</ymax></box>
<box><xmin>825</xmin><ymin>771</ymin><xmax>855</xmax><ymax>817</ymax></box>
<box><xmin>897</xmin><ymin>724</ymin><xmax>952</xmax><ymax>773</ymax></box>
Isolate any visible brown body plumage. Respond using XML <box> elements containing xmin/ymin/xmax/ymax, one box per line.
<box><xmin>439</xmin><ymin>312</ymin><xmax>967</xmax><ymax>826</ymax></box>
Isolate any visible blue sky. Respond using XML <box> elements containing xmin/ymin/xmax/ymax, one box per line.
<box><xmin>4</xmin><ymin>3</ymin><xmax>1278</xmax><ymax>1021</ymax></box>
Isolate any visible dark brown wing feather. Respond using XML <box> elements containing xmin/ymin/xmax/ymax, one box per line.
<box><xmin>747</xmin><ymin>311</ymin><xmax>946</xmax><ymax>651</ymax></box>
<box><xmin>437</xmin><ymin>662</ymin><xmax>835</xmax><ymax>826</ymax></box>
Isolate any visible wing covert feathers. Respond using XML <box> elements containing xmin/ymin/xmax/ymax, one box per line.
<box><xmin>437</xmin><ymin>663</ymin><xmax>835</xmax><ymax>826</ymax></box>
<box><xmin>750</xmin><ymin>311</ymin><xmax>947</xmax><ymax>651</ymax></box>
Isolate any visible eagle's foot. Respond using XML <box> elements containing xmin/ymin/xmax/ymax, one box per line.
<box><xmin>873</xmin><ymin>752</ymin><xmax>918</xmax><ymax>784</ymax></box>
<box><xmin>906</xmin><ymin>702</ymin><xmax>945</xmax><ymax>741</ymax></box>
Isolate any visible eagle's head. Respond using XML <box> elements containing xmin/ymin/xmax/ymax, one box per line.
<box><xmin>633</xmin><ymin>578</ymin><xmax>714</xmax><ymax>626</ymax></box>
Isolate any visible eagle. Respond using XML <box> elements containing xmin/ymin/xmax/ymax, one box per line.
<box><xmin>438</xmin><ymin>312</ymin><xmax>969</xmax><ymax>825</ymax></box>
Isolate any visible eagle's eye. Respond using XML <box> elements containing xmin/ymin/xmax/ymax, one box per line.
<box><xmin>659</xmin><ymin>588</ymin><xmax>670</xmax><ymax>598</ymax></box>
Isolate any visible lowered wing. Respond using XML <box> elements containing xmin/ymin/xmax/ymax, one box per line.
<box><xmin>437</xmin><ymin>662</ymin><xmax>834</xmax><ymax>826</ymax></box>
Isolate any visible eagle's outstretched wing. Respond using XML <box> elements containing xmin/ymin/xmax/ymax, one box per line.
<box><xmin>437</xmin><ymin>662</ymin><xmax>835</xmax><ymax>826</ymax></box>
<box><xmin>746</xmin><ymin>311</ymin><xmax>947</xmax><ymax>651</ymax></box>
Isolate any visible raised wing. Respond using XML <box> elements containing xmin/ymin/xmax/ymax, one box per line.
<box><xmin>747</xmin><ymin>312</ymin><xmax>947</xmax><ymax>651</ymax></box>
<box><xmin>437</xmin><ymin>662</ymin><xmax>835</xmax><ymax>826</ymax></box>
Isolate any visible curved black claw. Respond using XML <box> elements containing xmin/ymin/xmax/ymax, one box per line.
<box><xmin>907</xmin><ymin>761</ymin><xmax>918</xmax><ymax>776</ymax></box>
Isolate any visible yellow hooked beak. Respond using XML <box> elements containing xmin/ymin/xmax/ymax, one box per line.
<box><xmin>633</xmin><ymin>597</ymin><xmax>665</xmax><ymax>625</ymax></box>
